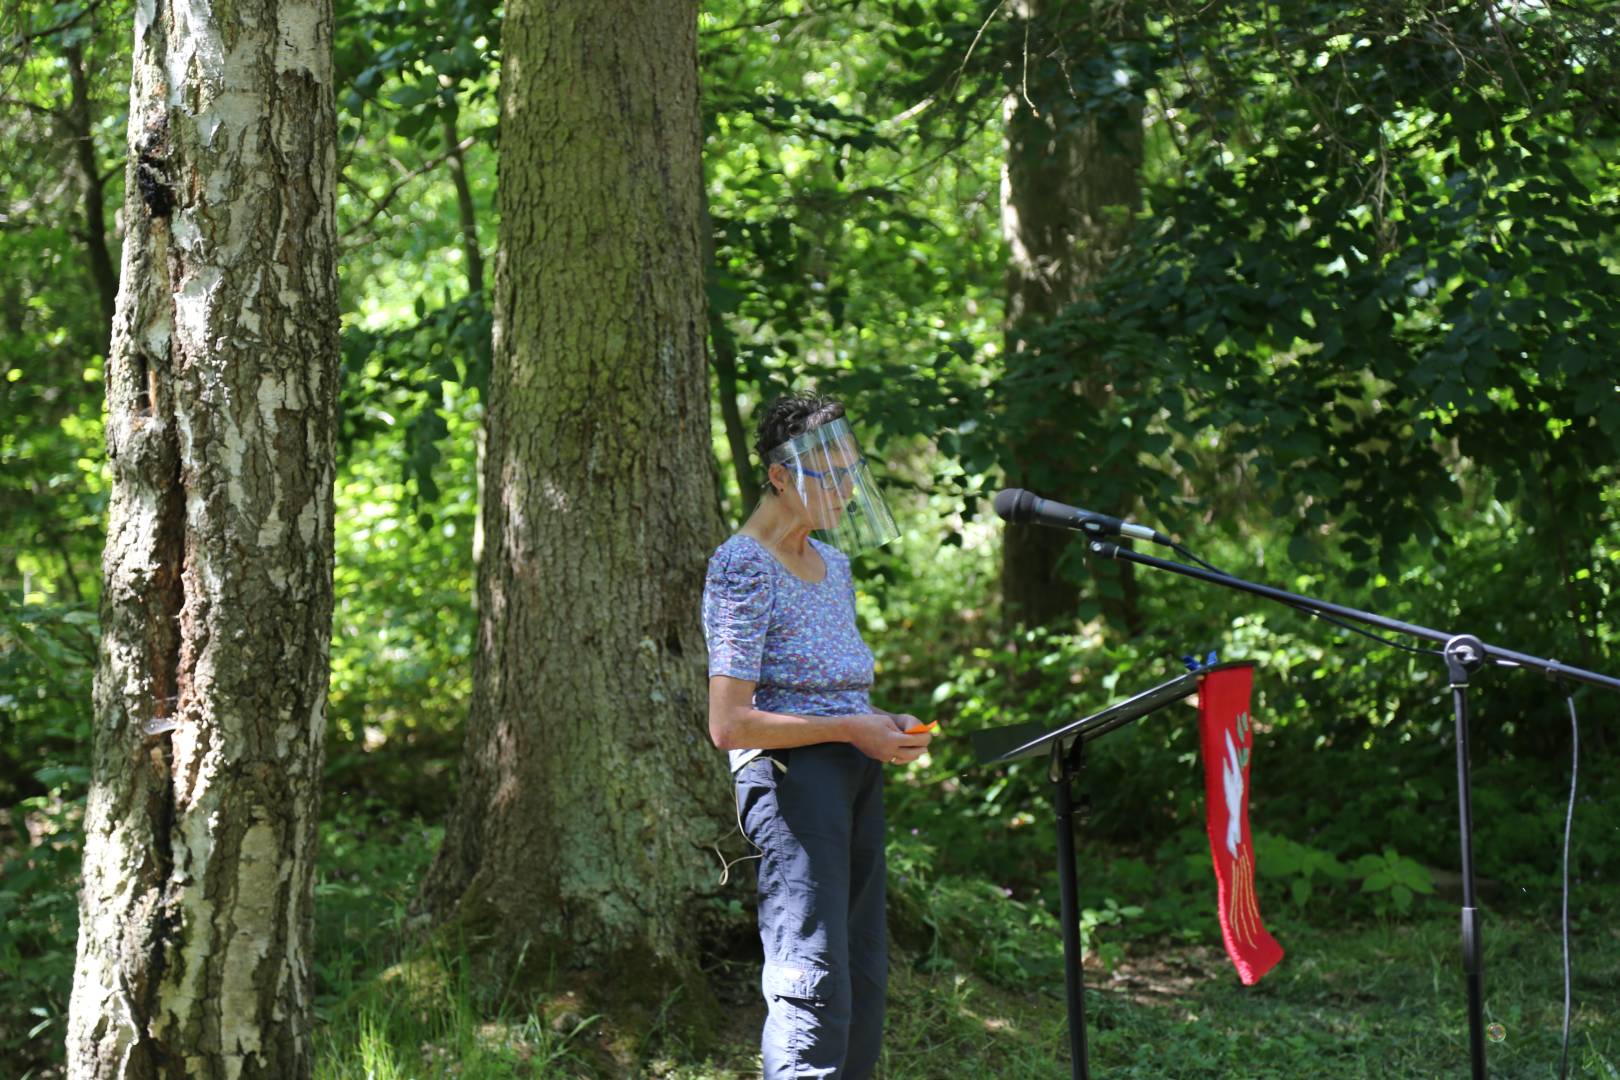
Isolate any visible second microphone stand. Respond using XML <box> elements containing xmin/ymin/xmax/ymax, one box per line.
<box><xmin>968</xmin><ymin>665</ymin><xmax>1225</xmax><ymax>1079</ymax></box>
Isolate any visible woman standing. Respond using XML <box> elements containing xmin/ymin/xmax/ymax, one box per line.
<box><xmin>703</xmin><ymin>393</ymin><xmax>934</xmax><ymax>1079</ymax></box>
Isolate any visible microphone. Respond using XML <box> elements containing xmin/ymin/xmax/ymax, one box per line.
<box><xmin>992</xmin><ymin>488</ymin><xmax>1173</xmax><ymax>546</ymax></box>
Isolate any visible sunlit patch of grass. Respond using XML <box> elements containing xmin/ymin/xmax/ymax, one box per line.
<box><xmin>314</xmin><ymin>932</ymin><xmax>604</xmax><ymax>1080</ymax></box>
<box><xmin>881</xmin><ymin>961</ymin><xmax>1069</xmax><ymax>1077</ymax></box>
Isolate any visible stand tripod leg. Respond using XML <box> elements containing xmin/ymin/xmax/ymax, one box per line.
<box><xmin>1051</xmin><ymin>739</ymin><xmax>1091</xmax><ymax>1080</ymax></box>
<box><xmin>1447</xmin><ymin>636</ymin><xmax>1488</xmax><ymax>1080</ymax></box>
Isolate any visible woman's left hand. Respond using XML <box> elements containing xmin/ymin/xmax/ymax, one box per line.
<box><xmin>885</xmin><ymin>713</ymin><xmax>935</xmax><ymax>765</ymax></box>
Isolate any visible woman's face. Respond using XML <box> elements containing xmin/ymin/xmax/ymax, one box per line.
<box><xmin>772</xmin><ymin>439</ymin><xmax>860</xmax><ymax>531</ymax></box>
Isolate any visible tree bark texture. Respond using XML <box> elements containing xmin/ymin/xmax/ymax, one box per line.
<box><xmin>999</xmin><ymin>0</ymin><xmax>1145</xmax><ymax>630</ymax></box>
<box><xmin>66</xmin><ymin>0</ymin><xmax>340</xmax><ymax>1073</ymax></box>
<box><xmin>416</xmin><ymin>0</ymin><xmax>730</xmax><ymax>978</ymax></box>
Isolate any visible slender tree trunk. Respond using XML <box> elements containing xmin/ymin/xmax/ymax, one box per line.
<box><xmin>1000</xmin><ymin>0</ymin><xmax>1144</xmax><ymax>631</ymax></box>
<box><xmin>64</xmin><ymin>40</ymin><xmax>119</xmax><ymax>352</ymax></box>
<box><xmin>416</xmin><ymin>0</ymin><xmax>729</xmax><ymax>992</ymax></box>
<box><xmin>699</xmin><ymin>185</ymin><xmax>757</xmax><ymax>522</ymax></box>
<box><xmin>65</xmin><ymin>0</ymin><xmax>340</xmax><ymax>1072</ymax></box>
<box><xmin>439</xmin><ymin>95</ymin><xmax>488</xmax><ymax>590</ymax></box>
<box><xmin>711</xmin><ymin>325</ymin><xmax>757</xmax><ymax>521</ymax></box>
<box><xmin>439</xmin><ymin>98</ymin><xmax>484</xmax><ymax>298</ymax></box>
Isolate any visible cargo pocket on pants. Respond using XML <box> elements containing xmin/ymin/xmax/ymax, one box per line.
<box><xmin>763</xmin><ymin>959</ymin><xmax>831</xmax><ymax>1003</ymax></box>
<box><xmin>762</xmin><ymin>959</ymin><xmax>833</xmax><ymax>1069</ymax></box>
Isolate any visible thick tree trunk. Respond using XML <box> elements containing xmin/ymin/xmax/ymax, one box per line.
<box><xmin>415</xmin><ymin>0</ymin><xmax>729</xmax><ymax>987</ymax></box>
<box><xmin>1000</xmin><ymin>0</ymin><xmax>1144</xmax><ymax>631</ymax></box>
<box><xmin>65</xmin><ymin>0</ymin><xmax>339</xmax><ymax>1074</ymax></box>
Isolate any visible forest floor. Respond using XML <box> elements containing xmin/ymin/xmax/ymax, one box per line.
<box><xmin>310</xmin><ymin>805</ymin><xmax>1620</xmax><ymax>1080</ymax></box>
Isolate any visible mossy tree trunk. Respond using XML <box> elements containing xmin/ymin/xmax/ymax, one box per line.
<box><xmin>65</xmin><ymin>0</ymin><xmax>340</xmax><ymax>1075</ymax></box>
<box><xmin>1000</xmin><ymin>0</ymin><xmax>1144</xmax><ymax>632</ymax></box>
<box><xmin>415</xmin><ymin>0</ymin><xmax>730</xmax><ymax>989</ymax></box>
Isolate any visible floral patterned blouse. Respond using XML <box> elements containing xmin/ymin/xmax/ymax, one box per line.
<box><xmin>701</xmin><ymin>534</ymin><xmax>875</xmax><ymax>771</ymax></box>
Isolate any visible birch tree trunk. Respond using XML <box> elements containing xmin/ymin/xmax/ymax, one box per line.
<box><xmin>65</xmin><ymin>0</ymin><xmax>339</xmax><ymax>1072</ymax></box>
<box><xmin>415</xmin><ymin>0</ymin><xmax>730</xmax><ymax>989</ymax></box>
<box><xmin>1000</xmin><ymin>0</ymin><xmax>1143</xmax><ymax>630</ymax></box>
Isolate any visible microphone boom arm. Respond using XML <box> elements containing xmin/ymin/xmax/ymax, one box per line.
<box><xmin>1085</xmin><ymin>540</ymin><xmax>1620</xmax><ymax>691</ymax></box>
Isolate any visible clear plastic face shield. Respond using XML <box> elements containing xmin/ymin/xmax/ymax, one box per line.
<box><xmin>763</xmin><ymin>417</ymin><xmax>901</xmax><ymax>556</ymax></box>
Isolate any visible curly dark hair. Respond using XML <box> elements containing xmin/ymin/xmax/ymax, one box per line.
<box><xmin>754</xmin><ymin>393</ymin><xmax>846</xmax><ymax>491</ymax></box>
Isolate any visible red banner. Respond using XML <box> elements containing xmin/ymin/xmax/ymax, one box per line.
<box><xmin>1197</xmin><ymin>663</ymin><xmax>1283</xmax><ymax>985</ymax></box>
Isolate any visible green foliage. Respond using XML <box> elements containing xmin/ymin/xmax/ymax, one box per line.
<box><xmin>325</xmin><ymin>387</ymin><xmax>479</xmax><ymax>817</ymax></box>
<box><xmin>313</xmin><ymin>804</ymin><xmax>614</xmax><ymax>1076</ymax></box>
<box><xmin>1256</xmin><ymin>834</ymin><xmax>1441</xmax><ymax>920</ymax></box>
<box><xmin>337</xmin><ymin>0</ymin><xmax>499</xmax><ymax>139</ymax></box>
<box><xmin>0</xmin><ymin>592</ymin><xmax>94</xmax><ymax>1067</ymax></box>
<box><xmin>337</xmin><ymin>293</ymin><xmax>491</xmax><ymax>513</ymax></box>
<box><xmin>1349</xmin><ymin>847</ymin><xmax>1437</xmax><ymax>917</ymax></box>
<box><xmin>1255</xmin><ymin>832</ymin><xmax>1351</xmax><ymax>909</ymax></box>
<box><xmin>1</xmin><ymin>0</ymin><xmax>125</xmax><ymax>634</ymax></box>
<box><xmin>312</xmin><ymin>796</ymin><xmax>444</xmax><ymax>1007</ymax></box>
<box><xmin>797</xmin><ymin>0</ymin><xmax>1620</xmax><ymax>641</ymax></box>
<box><xmin>698</xmin><ymin>0</ymin><xmax>1005</xmax><ymax>521</ymax></box>
<box><xmin>0</xmin><ymin>595</ymin><xmax>96</xmax><ymax>804</ymax></box>
<box><xmin>0</xmin><ymin>779</ymin><xmax>82</xmax><ymax>1070</ymax></box>
<box><xmin>890</xmin><ymin>827</ymin><xmax>1146</xmax><ymax>983</ymax></box>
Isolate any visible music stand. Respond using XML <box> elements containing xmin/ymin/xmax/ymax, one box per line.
<box><xmin>969</xmin><ymin>663</ymin><xmax>1249</xmax><ymax>1080</ymax></box>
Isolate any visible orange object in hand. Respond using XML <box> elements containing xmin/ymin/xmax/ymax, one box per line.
<box><xmin>904</xmin><ymin>720</ymin><xmax>939</xmax><ymax>735</ymax></box>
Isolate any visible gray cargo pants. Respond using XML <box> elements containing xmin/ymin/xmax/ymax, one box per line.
<box><xmin>735</xmin><ymin>741</ymin><xmax>888</xmax><ymax>1079</ymax></box>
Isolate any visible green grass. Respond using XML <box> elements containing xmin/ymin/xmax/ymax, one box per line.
<box><xmin>1082</xmin><ymin>919</ymin><xmax>1620</xmax><ymax>1078</ymax></box>
<box><xmin>310</xmin><ymin>805</ymin><xmax>1620</xmax><ymax>1078</ymax></box>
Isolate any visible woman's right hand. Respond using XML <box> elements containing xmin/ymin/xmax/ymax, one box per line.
<box><xmin>844</xmin><ymin>712</ymin><xmax>933</xmax><ymax>765</ymax></box>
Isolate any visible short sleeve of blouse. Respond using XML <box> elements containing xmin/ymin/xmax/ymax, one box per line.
<box><xmin>702</xmin><ymin>540</ymin><xmax>774</xmax><ymax>682</ymax></box>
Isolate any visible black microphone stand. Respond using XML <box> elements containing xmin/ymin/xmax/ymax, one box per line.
<box><xmin>1086</xmin><ymin>539</ymin><xmax>1620</xmax><ymax>1080</ymax></box>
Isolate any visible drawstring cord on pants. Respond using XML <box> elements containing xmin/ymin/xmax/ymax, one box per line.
<box><xmin>714</xmin><ymin>755</ymin><xmax>787</xmax><ymax>886</ymax></box>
